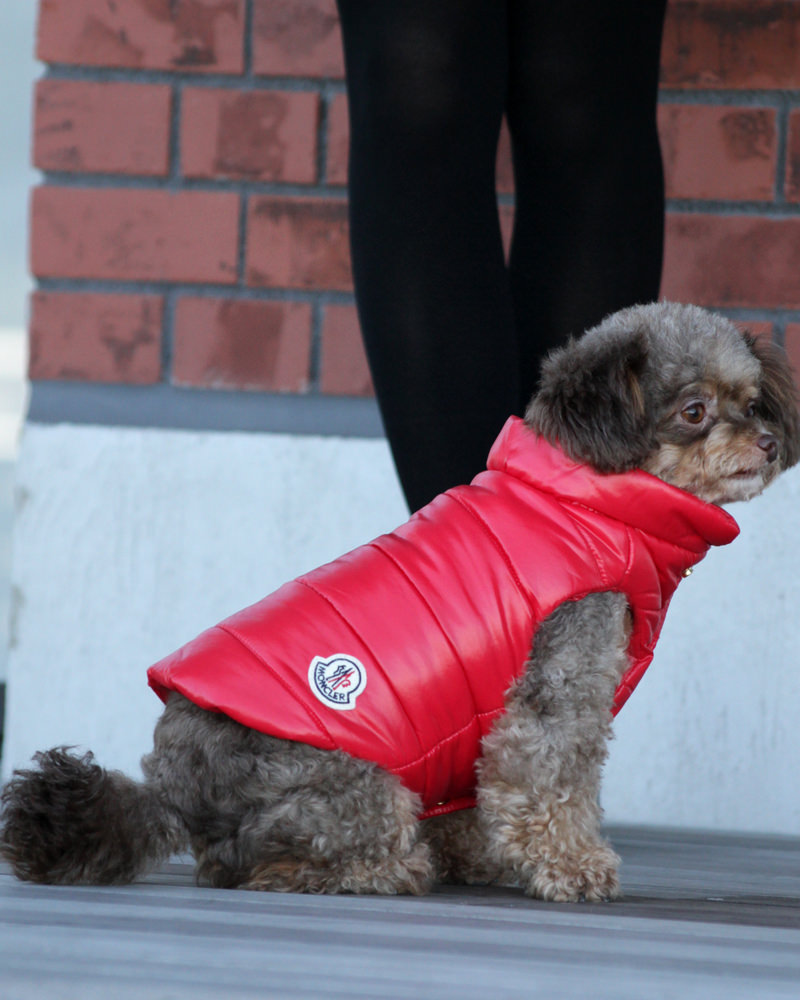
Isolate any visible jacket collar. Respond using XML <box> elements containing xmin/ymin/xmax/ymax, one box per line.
<box><xmin>485</xmin><ymin>417</ymin><xmax>740</xmax><ymax>553</ymax></box>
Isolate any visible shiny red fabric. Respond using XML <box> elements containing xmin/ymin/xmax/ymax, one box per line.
<box><xmin>148</xmin><ymin>417</ymin><xmax>739</xmax><ymax>817</ymax></box>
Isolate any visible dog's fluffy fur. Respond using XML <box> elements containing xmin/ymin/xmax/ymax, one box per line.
<box><xmin>3</xmin><ymin>302</ymin><xmax>799</xmax><ymax>901</ymax></box>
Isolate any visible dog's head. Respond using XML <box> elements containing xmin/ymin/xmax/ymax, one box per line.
<box><xmin>525</xmin><ymin>302</ymin><xmax>800</xmax><ymax>505</ymax></box>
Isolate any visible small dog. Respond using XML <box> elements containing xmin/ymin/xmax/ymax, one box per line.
<box><xmin>2</xmin><ymin>302</ymin><xmax>799</xmax><ymax>902</ymax></box>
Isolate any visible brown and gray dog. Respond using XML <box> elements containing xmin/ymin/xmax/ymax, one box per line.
<box><xmin>2</xmin><ymin>302</ymin><xmax>799</xmax><ymax>902</ymax></box>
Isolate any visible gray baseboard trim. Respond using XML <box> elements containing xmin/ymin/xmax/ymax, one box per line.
<box><xmin>27</xmin><ymin>382</ymin><xmax>387</xmax><ymax>438</ymax></box>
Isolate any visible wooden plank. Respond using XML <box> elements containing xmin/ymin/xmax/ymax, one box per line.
<box><xmin>2</xmin><ymin>826</ymin><xmax>800</xmax><ymax>999</ymax></box>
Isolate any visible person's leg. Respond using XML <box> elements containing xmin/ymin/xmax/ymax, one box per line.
<box><xmin>336</xmin><ymin>1</ymin><xmax>516</xmax><ymax>511</ymax></box>
<box><xmin>506</xmin><ymin>0</ymin><xmax>668</xmax><ymax>410</ymax></box>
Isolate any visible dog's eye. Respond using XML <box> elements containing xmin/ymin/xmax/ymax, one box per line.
<box><xmin>745</xmin><ymin>400</ymin><xmax>757</xmax><ymax>418</ymax></box>
<box><xmin>681</xmin><ymin>403</ymin><xmax>706</xmax><ymax>425</ymax></box>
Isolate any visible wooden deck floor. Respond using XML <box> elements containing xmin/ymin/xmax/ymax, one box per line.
<box><xmin>2</xmin><ymin>826</ymin><xmax>800</xmax><ymax>999</ymax></box>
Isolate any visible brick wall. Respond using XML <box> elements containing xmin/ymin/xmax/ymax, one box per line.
<box><xmin>659</xmin><ymin>0</ymin><xmax>800</xmax><ymax>378</ymax></box>
<box><xmin>30</xmin><ymin>0</ymin><xmax>365</xmax><ymax>406</ymax></box>
<box><xmin>28</xmin><ymin>0</ymin><xmax>800</xmax><ymax>413</ymax></box>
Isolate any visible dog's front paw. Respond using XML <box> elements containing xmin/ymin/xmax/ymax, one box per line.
<box><xmin>526</xmin><ymin>845</ymin><xmax>621</xmax><ymax>903</ymax></box>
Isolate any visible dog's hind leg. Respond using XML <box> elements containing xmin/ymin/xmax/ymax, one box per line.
<box><xmin>477</xmin><ymin>592</ymin><xmax>629</xmax><ymax>902</ymax></box>
<box><xmin>235</xmin><ymin>762</ymin><xmax>433</xmax><ymax>895</ymax></box>
<box><xmin>422</xmin><ymin>808</ymin><xmax>515</xmax><ymax>886</ymax></box>
<box><xmin>146</xmin><ymin>694</ymin><xmax>433</xmax><ymax>895</ymax></box>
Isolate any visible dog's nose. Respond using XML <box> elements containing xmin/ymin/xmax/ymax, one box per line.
<box><xmin>758</xmin><ymin>434</ymin><xmax>778</xmax><ymax>462</ymax></box>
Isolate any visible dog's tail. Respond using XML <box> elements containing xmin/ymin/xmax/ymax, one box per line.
<box><xmin>0</xmin><ymin>747</ymin><xmax>183</xmax><ymax>885</ymax></box>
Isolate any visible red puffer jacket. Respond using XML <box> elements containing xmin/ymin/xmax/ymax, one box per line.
<box><xmin>148</xmin><ymin>417</ymin><xmax>739</xmax><ymax>818</ymax></box>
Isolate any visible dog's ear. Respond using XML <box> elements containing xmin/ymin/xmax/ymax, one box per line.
<box><xmin>525</xmin><ymin>328</ymin><xmax>655</xmax><ymax>472</ymax></box>
<box><xmin>744</xmin><ymin>333</ymin><xmax>800</xmax><ymax>469</ymax></box>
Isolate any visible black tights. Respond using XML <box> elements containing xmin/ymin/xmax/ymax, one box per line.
<box><xmin>336</xmin><ymin>0</ymin><xmax>668</xmax><ymax>510</ymax></box>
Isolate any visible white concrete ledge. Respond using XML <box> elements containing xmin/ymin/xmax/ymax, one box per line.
<box><xmin>2</xmin><ymin>423</ymin><xmax>407</xmax><ymax>781</ymax></box>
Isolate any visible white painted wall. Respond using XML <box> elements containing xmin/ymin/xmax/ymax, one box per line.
<box><xmin>0</xmin><ymin>4</ymin><xmax>37</xmax><ymax>332</ymax></box>
<box><xmin>4</xmin><ymin>422</ymin><xmax>800</xmax><ymax>835</ymax></box>
<box><xmin>3</xmin><ymin>424</ymin><xmax>407</xmax><ymax>781</ymax></box>
<box><xmin>0</xmin><ymin>2</ymin><xmax>38</xmax><ymax>683</ymax></box>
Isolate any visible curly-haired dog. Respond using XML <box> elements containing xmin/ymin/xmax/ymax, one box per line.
<box><xmin>3</xmin><ymin>302</ymin><xmax>799</xmax><ymax>902</ymax></box>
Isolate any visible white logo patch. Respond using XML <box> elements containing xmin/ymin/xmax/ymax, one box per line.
<box><xmin>308</xmin><ymin>654</ymin><xmax>367</xmax><ymax>711</ymax></box>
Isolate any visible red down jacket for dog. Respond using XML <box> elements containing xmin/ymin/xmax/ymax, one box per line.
<box><xmin>148</xmin><ymin>417</ymin><xmax>739</xmax><ymax>818</ymax></box>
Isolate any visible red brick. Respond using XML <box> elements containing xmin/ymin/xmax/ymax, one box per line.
<box><xmin>662</xmin><ymin>213</ymin><xmax>800</xmax><ymax>308</ymax></box>
<box><xmin>319</xmin><ymin>304</ymin><xmax>373</xmax><ymax>396</ymax></box>
<box><xmin>326</xmin><ymin>93</ymin><xmax>349</xmax><ymax>186</ymax></box>
<box><xmin>660</xmin><ymin>1</ymin><xmax>800</xmax><ymax>89</ymax></box>
<box><xmin>34</xmin><ymin>79</ymin><xmax>171</xmax><ymax>177</ymax></box>
<box><xmin>732</xmin><ymin>320</ymin><xmax>773</xmax><ymax>341</ymax></box>
<box><xmin>658</xmin><ymin>104</ymin><xmax>777</xmax><ymax>201</ymax></box>
<box><xmin>252</xmin><ymin>0</ymin><xmax>344</xmax><ymax>78</ymax></box>
<box><xmin>498</xmin><ymin>204</ymin><xmax>514</xmax><ymax>262</ymax></box>
<box><xmin>781</xmin><ymin>324</ymin><xmax>800</xmax><ymax>388</ymax></box>
<box><xmin>496</xmin><ymin>120</ymin><xmax>514</xmax><ymax>195</ymax></box>
<box><xmin>173</xmin><ymin>297</ymin><xmax>311</xmax><ymax>391</ymax></box>
<box><xmin>29</xmin><ymin>291</ymin><xmax>162</xmax><ymax>383</ymax></box>
<box><xmin>784</xmin><ymin>111</ymin><xmax>800</xmax><ymax>201</ymax></box>
<box><xmin>181</xmin><ymin>88</ymin><xmax>319</xmax><ymax>183</ymax></box>
<box><xmin>246</xmin><ymin>196</ymin><xmax>352</xmax><ymax>291</ymax></box>
<box><xmin>37</xmin><ymin>0</ymin><xmax>245</xmax><ymax>73</ymax></box>
<box><xmin>31</xmin><ymin>187</ymin><xmax>239</xmax><ymax>284</ymax></box>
